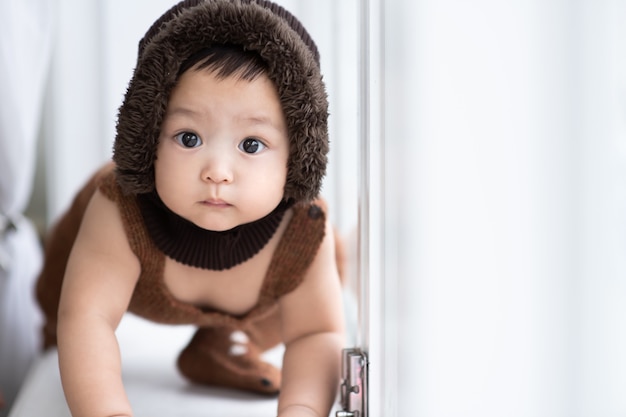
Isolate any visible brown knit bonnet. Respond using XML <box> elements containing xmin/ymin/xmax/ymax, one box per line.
<box><xmin>113</xmin><ymin>0</ymin><xmax>329</xmax><ymax>203</ymax></box>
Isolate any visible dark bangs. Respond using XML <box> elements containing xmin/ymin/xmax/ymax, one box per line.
<box><xmin>177</xmin><ymin>45</ymin><xmax>268</xmax><ymax>80</ymax></box>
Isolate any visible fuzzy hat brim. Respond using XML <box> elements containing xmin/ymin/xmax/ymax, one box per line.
<box><xmin>113</xmin><ymin>0</ymin><xmax>329</xmax><ymax>202</ymax></box>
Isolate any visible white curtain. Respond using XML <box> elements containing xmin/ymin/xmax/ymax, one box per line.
<box><xmin>0</xmin><ymin>1</ymin><xmax>54</xmax><ymax>414</ymax></box>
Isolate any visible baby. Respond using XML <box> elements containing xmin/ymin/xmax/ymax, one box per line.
<box><xmin>35</xmin><ymin>1</ymin><xmax>345</xmax><ymax>416</ymax></box>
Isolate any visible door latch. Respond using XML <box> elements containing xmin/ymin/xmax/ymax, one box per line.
<box><xmin>336</xmin><ymin>348</ymin><xmax>368</xmax><ymax>417</ymax></box>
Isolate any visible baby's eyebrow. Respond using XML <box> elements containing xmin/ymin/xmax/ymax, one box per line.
<box><xmin>238</xmin><ymin>114</ymin><xmax>286</xmax><ymax>133</ymax></box>
<box><xmin>241</xmin><ymin>115</ymin><xmax>272</xmax><ymax>125</ymax></box>
<box><xmin>165</xmin><ymin>106</ymin><xmax>199</xmax><ymax>118</ymax></box>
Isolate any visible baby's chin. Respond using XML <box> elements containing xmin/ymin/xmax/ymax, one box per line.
<box><xmin>188</xmin><ymin>216</ymin><xmax>265</xmax><ymax>233</ymax></box>
<box><xmin>189</xmin><ymin>219</ymin><xmax>241</xmax><ymax>233</ymax></box>
<box><xmin>181</xmin><ymin>203</ymin><xmax>282</xmax><ymax>232</ymax></box>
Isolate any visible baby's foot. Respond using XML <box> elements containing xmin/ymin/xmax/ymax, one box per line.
<box><xmin>177</xmin><ymin>327</ymin><xmax>281</xmax><ymax>395</ymax></box>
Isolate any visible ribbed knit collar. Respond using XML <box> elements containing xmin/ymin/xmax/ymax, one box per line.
<box><xmin>137</xmin><ymin>192</ymin><xmax>290</xmax><ymax>271</ymax></box>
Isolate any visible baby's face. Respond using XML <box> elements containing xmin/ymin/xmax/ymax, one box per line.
<box><xmin>154</xmin><ymin>68</ymin><xmax>289</xmax><ymax>232</ymax></box>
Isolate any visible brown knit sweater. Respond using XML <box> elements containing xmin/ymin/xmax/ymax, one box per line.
<box><xmin>36</xmin><ymin>163</ymin><xmax>327</xmax><ymax>346</ymax></box>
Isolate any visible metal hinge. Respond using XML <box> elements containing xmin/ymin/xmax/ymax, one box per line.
<box><xmin>336</xmin><ymin>348</ymin><xmax>368</xmax><ymax>417</ymax></box>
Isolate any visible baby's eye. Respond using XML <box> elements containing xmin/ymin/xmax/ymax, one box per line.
<box><xmin>174</xmin><ymin>132</ymin><xmax>202</xmax><ymax>148</ymax></box>
<box><xmin>239</xmin><ymin>138</ymin><xmax>266</xmax><ymax>154</ymax></box>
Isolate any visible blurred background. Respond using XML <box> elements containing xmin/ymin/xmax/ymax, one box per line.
<box><xmin>374</xmin><ymin>1</ymin><xmax>626</xmax><ymax>416</ymax></box>
<box><xmin>1</xmin><ymin>0</ymin><xmax>625</xmax><ymax>416</ymax></box>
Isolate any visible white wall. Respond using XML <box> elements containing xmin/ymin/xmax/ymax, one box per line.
<box><xmin>368</xmin><ymin>0</ymin><xmax>626</xmax><ymax>416</ymax></box>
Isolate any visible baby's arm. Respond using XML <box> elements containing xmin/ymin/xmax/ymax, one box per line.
<box><xmin>277</xmin><ymin>218</ymin><xmax>346</xmax><ymax>417</ymax></box>
<box><xmin>57</xmin><ymin>190</ymin><xmax>140</xmax><ymax>417</ymax></box>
